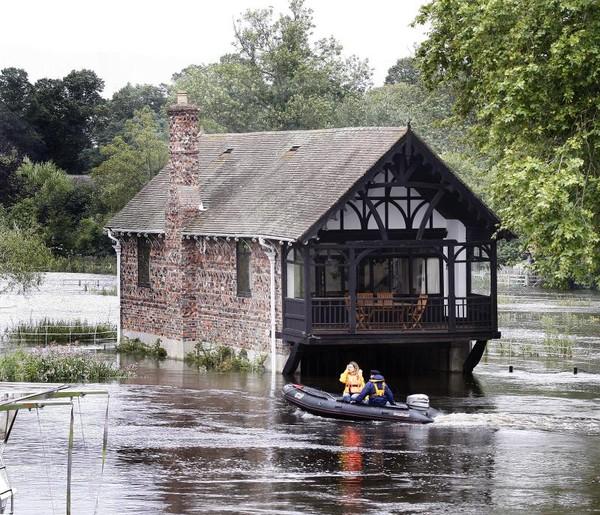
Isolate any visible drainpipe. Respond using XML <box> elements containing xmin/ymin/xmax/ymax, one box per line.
<box><xmin>106</xmin><ymin>230</ymin><xmax>121</xmax><ymax>345</ymax></box>
<box><xmin>258</xmin><ymin>238</ymin><xmax>277</xmax><ymax>375</ymax></box>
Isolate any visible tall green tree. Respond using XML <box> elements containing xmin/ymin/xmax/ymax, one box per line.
<box><xmin>385</xmin><ymin>57</ymin><xmax>420</xmax><ymax>86</ymax></box>
<box><xmin>28</xmin><ymin>70</ymin><xmax>105</xmax><ymax>172</ymax></box>
<box><xmin>92</xmin><ymin>107</ymin><xmax>168</xmax><ymax>214</ymax></box>
<box><xmin>95</xmin><ymin>83</ymin><xmax>168</xmax><ymax>146</ymax></box>
<box><xmin>415</xmin><ymin>0</ymin><xmax>600</xmax><ymax>286</ymax></box>
<box><xmin>0</xmin><ymin>212</ymin><xmax>53</xmax><ymax>293</ymax></box>
<box><xmin>173</xmin><ymin>0</ymin><xmax>372</xmax><ymax>132</ymax></box>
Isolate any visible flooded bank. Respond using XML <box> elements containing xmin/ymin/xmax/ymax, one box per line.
<box><xmin>4</xmin><ymin>360</ymin><xmax>599</xmax><ymax>514</ymax></box>
<box><xmin>0</xmin><ymin>279</ymin><xmax>599</xmax><ymax>513</ymax></box>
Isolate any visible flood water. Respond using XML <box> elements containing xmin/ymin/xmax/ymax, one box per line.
<box><xmin>2</xmin><ymin>282</ymin><xmax>600</xmax><ymax>514</ymax></box>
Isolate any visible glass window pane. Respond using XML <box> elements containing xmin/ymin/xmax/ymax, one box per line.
<box><xmin>427</xmin><ymin>258</ymin><xmax>440</xmax><ymax>294</ymax></box>
<box><xmin>237</xmin><ymin>242</ymin><xmax>251</xmax><ymax>296</ymax></box>
<box><xmin>471</xmin><ymin>262</ymin><xmax>491</xmax><ymax>295</ymax></box>
<box><xmin>137</xmin><ymin>238</ymin><xmax>150</xmax><ymax>287</ymax></box>
<box><xmin>372</xmin><ymin>258</ymin><xmax>390</xmax><ymax>292</ymax></box>
<box><xmin>411</xmin><ymin>258</ymin><xmax>425</xmax><ymax>294</ymax></box>
<box><xmin>392</xmin><ymin>257</ymin><xmax>409</xmax><ymax>294</ymax></box>
<box><xmin>293</xmin><ymin>262</ymin><xmax>304</xmax><ymax>298</ymax></box>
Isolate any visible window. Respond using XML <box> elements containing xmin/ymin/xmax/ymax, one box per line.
<box><xmin>286</xmin><ymin>248</ymin><xmax>305</xmax><ymax>299</ymax></box>
<box><xmin>236</xmin><ymin>241</ymin><xmax>251</xmax><ymax>297</ymax></box>
<box><xmin>137</xmin><ymin>238</ymin><xmax>151</xmax><ymax>287</ymax></box>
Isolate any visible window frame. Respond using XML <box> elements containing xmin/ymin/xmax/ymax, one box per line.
<box><xmin>236</xmin><ymin>241</ymin><xmax>252</xmax><ymax>297</ymax></box>
<box><xmin>137</xmin><ymin>237</ymin><xmax>151</xmax><ymax>288</ymax></box>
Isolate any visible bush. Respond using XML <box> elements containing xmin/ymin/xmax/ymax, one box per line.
<box><xmin>0</xmin><ymin>347</ymin><xmax>130</xmax><ymax>382</ymax></box>
<box><xmin>115</xmin><ymin>337</ymin><xmax>167</xmax><ymax>359</ymax></box>
<box><xmin>185</xmin><ymin>342</ymin><xmax>265</xmax><ymax>372</ymax></box>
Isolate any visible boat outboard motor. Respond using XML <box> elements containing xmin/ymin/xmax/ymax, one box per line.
<box><xmin>406</xmin><ymin>394</ymin><xmax>430</xmax><ymax>412</ymax></box>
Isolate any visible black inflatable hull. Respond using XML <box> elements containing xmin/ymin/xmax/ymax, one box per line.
<box><xmin>282</xmin><ymin>384</ymin><xmax>438</xmax><ymax>424</ymax></box>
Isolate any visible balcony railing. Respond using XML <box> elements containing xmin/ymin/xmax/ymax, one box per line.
<box><xmin>311</xmin><ymin>294</ymin><xmax>494</xmax><ymax>333</ymax></box>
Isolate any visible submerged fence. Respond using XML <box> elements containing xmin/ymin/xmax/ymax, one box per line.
<box><xmin>40</xmin><ymin>275</ymin><xmax>117</xmax><ymax>295</ymax></box>
<box><xmin>472</xmin><ymin>265</ymin><xmax>543</xmax><ymax>288</ymax></box>
<box><xmin>1</xmin><ymin>320</ymin><xmax>118</xmax><ymax>350</ymax></box>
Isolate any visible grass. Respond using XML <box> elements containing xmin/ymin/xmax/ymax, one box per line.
<box><xmin>5</xmin><ymin>319</ymin><xmax>117</xmax><ymax>345</ymax></box>
<box><xmin>185</xmin><ymin>342</ymin><xmax>266</xmax><ymax>372</ymax></box>
<box><xmin>0</xmin><ymin>347</ymin><xmax>130</xmax><ymax>382</ymax></box>
<box><xmin>115</xmin><ymin>337</ymin><xmax>167</xmax><ymax>359</ymax></box>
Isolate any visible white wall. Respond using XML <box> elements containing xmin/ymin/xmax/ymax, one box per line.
<box><xmin>322</xmin><ymin>169</ymin><xmax>469</xmax><ymax>307</ymax></box>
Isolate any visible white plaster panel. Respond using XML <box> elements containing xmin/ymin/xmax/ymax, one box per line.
<box><xmin>390</xmin><ymin>186</ymin><xmax>407</xmax><ymax>197</ymax></box>
<box><xmin>387</xmin><ymin>202</ymin><xmax>406</xmax><ymax>229</ymax></box>
<box><xmin>343</xmin><ymin>204</ymin><xmax>361</xmax><ymax>229</ymax></box>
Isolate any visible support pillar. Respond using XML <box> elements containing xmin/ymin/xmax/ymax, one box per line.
<box><xmin>463</xmin><ymin>340</ymin><xmax>487</xmax><ymax>374</ymax></box>
<box><xmin>283</xmin><ymin>342</ymin><xmax>304</xmax><ymax>376</ymax></box>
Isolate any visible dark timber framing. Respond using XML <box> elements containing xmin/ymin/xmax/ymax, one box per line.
<box><xmin>280</xmin><ymin>129</ymin><xmax>502</xmax><ymax>363</ymax></box>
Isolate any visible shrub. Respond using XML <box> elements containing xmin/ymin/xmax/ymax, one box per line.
<box><xmin>185</xmin><ymin>342</ymin><xmax>266</xmax><ymax>372</ymax></box>
<box><xmin>115</xmin><ymin>337</ymin><xmax>167</xmax><ymax>359</ymax></box>
<box><xmin>0</xmin><ymin>347</ymin><xmax>130</xmax><ymax>382</ymax></box>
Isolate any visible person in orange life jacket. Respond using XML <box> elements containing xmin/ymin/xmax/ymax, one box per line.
<box><xmin>339</xmin><ymin>361</ymin><xmax>365</xmax><ymax>402</ymax></box>
<box><xmin>351</xmin><ymin>370</ymin><xmax>396</xmax><ymax>407</ymax></box>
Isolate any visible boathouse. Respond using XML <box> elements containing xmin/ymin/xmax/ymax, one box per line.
<box><xmin>106</xmin><ymin>93</ymin><xmax>504</xmax><ymax>374</ymax></box>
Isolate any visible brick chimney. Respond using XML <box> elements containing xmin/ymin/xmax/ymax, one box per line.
<box><xmin>165</xmin><ymin>92</ymin><xmax>202</xmax><ymax>239</ymax></box>
<box><xmin>164</xmin><ymin>92</ymin><xmax>201</xmax><ymax>345</ymax></box>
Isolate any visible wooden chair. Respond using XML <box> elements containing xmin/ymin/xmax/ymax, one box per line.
<box><xmin>356</xmin><ymin>292</ymin><xmax>374</xmax><ymax>329</ymax></box>
<box><xmin>408</xmin><ymin>293</ymin><xmax>428</xmax><ymax>329</ymax></box>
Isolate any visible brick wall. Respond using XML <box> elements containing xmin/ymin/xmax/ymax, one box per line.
<box><xmin>121</xmin><ymin>235</ymin><xmax>284</xmax><ymax>357</ymax></box>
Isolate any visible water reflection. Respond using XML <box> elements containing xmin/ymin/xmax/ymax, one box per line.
<box><xmin>338</xmin><ymin>426</ymin><xmax>364</xmax><ymax>509</ymax></box>
<box><xmin>1</xmin><ymin>285</ymin><xmax>600</xmax><ymax>513</ymax></box>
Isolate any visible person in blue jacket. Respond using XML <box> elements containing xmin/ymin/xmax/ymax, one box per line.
<box><xmin>352</xmin><ymin>370</ymin><xmax>396</xmax><ymax>407</ymax></box>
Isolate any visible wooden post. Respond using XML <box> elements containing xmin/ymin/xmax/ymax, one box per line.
<box><xmin>282</xmin><ymin>342</ymin><xmax>304</xmax><ymax>376</ymax></box>
<box><xmin>490</xmin><ymin>240</ymin><xmax>498</xmax><ymax>332</ymax></box>
<box><xmin>348</xmin><ymin>248</ymin><xmax>357</xmax><ymax>334</ymax></box>
<box><xmin>463</xmin><ymin>340</ymin><xmax>487</xmax><ymax>373</ymax></box>
<box><xmin>303</xmin><ymin>246</ymin><xmax>312</xmax><ymax>335</ymax></box>
<box><xmin>447</xmin><ymin>243</ymin><xmax>456</xmax><ymax>332</ymax></box>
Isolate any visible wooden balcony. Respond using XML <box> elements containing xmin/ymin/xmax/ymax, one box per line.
<box><xmin>281</xmin><ymin>239</ymin><xmax>500</xmax><ymax>346</ymax></box>
<box><xmin>311</xmin><ymin>294</ymin><xmax>494</xmax><ymax>334</ymax></box>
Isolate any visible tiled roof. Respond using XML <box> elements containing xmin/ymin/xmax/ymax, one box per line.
<box><xmin>107</xmin><ymin>127</ymin><xmax>408</xmax><ymax>240</ymax></box>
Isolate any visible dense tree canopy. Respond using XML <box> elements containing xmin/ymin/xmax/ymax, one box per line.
<box><xmin>0</xmin><ymin>208</ymin><xmax>53</xmax><ymax>292</ymax></box>
<box><xmin>415</xmin><ymin>0</ymin><xmax>600</xmax><ymax>286</ymax></box>
<box><xmin>92</xmin><ymin>107</ymin><xmax>168</xmax><ymax>214</ymax></box>
<box><xmin>385</xmin><ymin>57</ymin><xmax>420</xmax><ymax>86</ymax></box>
<box><xmin>173</xmin><ymin>0</ymin><xmax>371</xmax><ymax>132</ymax></box>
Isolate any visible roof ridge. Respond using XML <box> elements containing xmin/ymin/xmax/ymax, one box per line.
<box><xmin>201</xmin><ymin>126</ymin><xmax>408</xmax><ymax>138</ymax></box>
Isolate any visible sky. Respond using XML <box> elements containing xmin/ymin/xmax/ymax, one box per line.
<box><xmin>1</xmin><ymin>0</ymin><xmax>429</xmax><ymax>97</ymax></box>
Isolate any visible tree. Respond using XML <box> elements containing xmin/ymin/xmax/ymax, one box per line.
<box><xmin>336</xmin><ymin>81</ymin><xmax>468</xmax><ymax>155</ymax></box>
<box><xmin>95</xmin><ymin>83</ymin><xmax>168</xmax><ymax>146</ymax></box>
<box><xmin>92</xmin><ymin>107</ymin><xmax>168</xmax><ymax>214</ymax></box>
<box><xmin>0</xmin><ymin>69</ymin><xmax>46</xmax><ymax>205</ymax></box>
<box><xmin>173</xmin><ymin>0</ymin><xmax>372</xmax><ymax>131</ymax></box>
<box><xmin>415</xmin><ymin>0</ymin><xmax>600</xmax><ymax>286</ymax></box>
<box><xmin>385</xmin><ymin>57</ymin><xmax>420</xmax><ymax>85</ymax></box>
<box><xmin>28</xmin><ymin>70</ymin><xmax>105</xmax><ymax>172</ymax></box>
<box><xmin>0</xmin><ymin>213</ymin><xmax>53</xmax><ymax>293</ymax></box>
<box><xmin>10</xmin><ymin>160</ymin><xmax>77</xmax><ymax>253</ymax></box>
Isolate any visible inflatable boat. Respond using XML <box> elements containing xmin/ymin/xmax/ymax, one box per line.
<box><xmin>282</xmin><ymin>383</ymin><xmax>439</xmax><ymax>424</ymax></box>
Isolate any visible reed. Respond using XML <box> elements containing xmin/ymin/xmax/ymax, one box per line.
<box><xmin>5</xmin><ymin>319</ymin><xmax>117</xmax><ymax>345</ymax></box>
<box><xmin>0</xmin><ymin>347</ymin><xmax>130</xmax><ymax>382</ymax></box>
